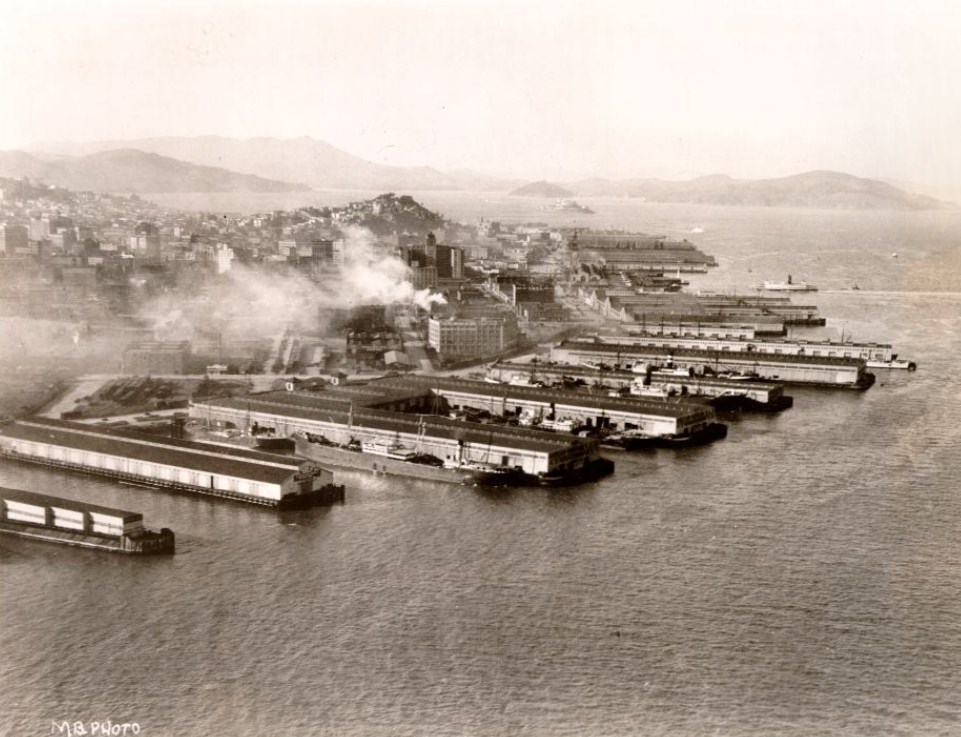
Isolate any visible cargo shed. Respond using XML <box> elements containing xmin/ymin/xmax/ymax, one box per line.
<box><xmin>0</xmin><ymin>418</ymin><xmax>343</xmax><ymax>508</ymax></box>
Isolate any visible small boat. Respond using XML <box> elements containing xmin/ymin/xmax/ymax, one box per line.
<box><xmin>762</xmin><ymin>275</ymin><xmax>817</xmax><ymax>292</ymax></box>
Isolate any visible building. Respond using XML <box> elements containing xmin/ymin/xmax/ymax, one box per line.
<box><xmin>215</xmin><ymin>244</ymin><xmax>234</xmax><ymax>274</ymax></box>
<box><xmin>374</xmin><ymin>375</ymin><xmax>719</xmax><ymax>439</ymax></box>
<box><xmin>601</xmin><ymin>334</ymin><xmax>895</xmax><ymax>362</ymax></box>
<box><xmin>434</xmin><ymin>243</ymin><xmax>465</xmax><ymax>280</ymax></box>
<box><xmin>428</xmin><ymin>315</ymin><xmax>519</xmax><ymax>359</ymax></box>
<box><xmin>122</xmin><ymin>341</ymin><xmax>191</xmax><ymax>375</ymax></box>
<box><xmin>190</xmin><ymin>386</ymin><xmax>607</xmax><ymax>477</ymax></box>
<box><xmin>550</xmin><ymin>340</ymin><xmax>874</xmax><ymax>389</ymax></box>
<box><xmin>489</xmin><ymin>274</ymin><xmax>556</xmax><ymax>305</ymax></box>
<box><xmin>0</xmin><ymin>418</ymin><xmax>342</xmax><ymax>508</ymax></box>
<box><xmin>0</xmin><ymin>224</ymin><xmax>29</xmax><ymax>255</ymax></box>
<box><xmin>574</xmin><ymin>231</ymin><xmax>717</xmax><ymax>272</ymax></box>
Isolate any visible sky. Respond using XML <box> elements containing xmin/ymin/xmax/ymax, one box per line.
<box><xmin>1</xmin><ymin>0</ymin><xmax>960</xmax><ymax>193</ymax></box>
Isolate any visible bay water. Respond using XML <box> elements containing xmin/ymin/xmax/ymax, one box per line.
<box><xmin>2</xmin><ymin>195</ymin><xmax>961</xmax><ymax>736</ymax></box>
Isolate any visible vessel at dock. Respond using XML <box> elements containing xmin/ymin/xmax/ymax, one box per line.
<box><xmin>600</xmin><ymin>422</ymin><xmax>728</xmax><ymax>451</ymax></box>
<box><xmin>0</xmin><ymin>486</ymin><xmax>174</xmax><ymax>555</ymax></box>
<box><xmin>295</xmin><ymin>434</ymin><xmax>613</xmax><ymax>487</ymax></box>
<box><xmin>361</xmin><ymin>438</ymin><xmax>420</xmax><ymax>461</ymax></box>
<box><xmin>297</xmin><ymin>434</ymin><xmax>490</xmax><ymax>485</ymax></box>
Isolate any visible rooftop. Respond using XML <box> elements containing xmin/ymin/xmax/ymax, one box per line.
<box><xmin>0</xmin><ymin>418</ymin><xmax>301</xmax><ymax>485</ymax></box>
<box><xmin>0</xmin><ymin>485</ymin><xmax>143</xmax><ymax>521</ymax></box>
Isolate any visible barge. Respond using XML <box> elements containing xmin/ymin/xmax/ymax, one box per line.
<box><xmin>0</xmin><ymin>486</ymin><xmax>174</xmax><ymax>555</ymax></box>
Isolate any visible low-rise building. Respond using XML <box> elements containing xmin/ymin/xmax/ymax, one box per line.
<box><xmin>122</xmin><ymin>341</ymin><xmax>190</xmax><ymax>375</ymax></box>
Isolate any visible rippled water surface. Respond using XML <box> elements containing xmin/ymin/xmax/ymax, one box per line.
<box><xmin>2</xmin><ymin>198</ymin><xmax>961</xmax><ymax>737</ymax></box>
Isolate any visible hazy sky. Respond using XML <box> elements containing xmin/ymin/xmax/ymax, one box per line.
<box><xmin>2</xmin><ymin>0</ymin><xmax>959</xmax><ymax>190</ymax></box>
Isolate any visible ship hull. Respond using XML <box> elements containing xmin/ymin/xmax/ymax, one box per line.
<box><xmin>601</xmin><ymin>422</ymin><xmax>728</xmax><ymax>451</ymax></box>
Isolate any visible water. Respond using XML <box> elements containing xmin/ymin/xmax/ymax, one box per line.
<box><xmin>3</xmin><ymin>198</ymin><xmax>961</xmax><ymax>736</ymax></box>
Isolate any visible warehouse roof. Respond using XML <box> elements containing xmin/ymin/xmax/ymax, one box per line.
<box><xmin>0</xmin><ymin>486</ymin><xmax>143</xmax><ymax>521</ymax></box>
<box><xmin>371</xmin><ymin>375</ymin><xmax>703</xmax><ymax>420</ymax></box>
<box><xmin>0</xmin><ymin>419</ymin><xmax>298</xmax><ymax>485</ymax></box>
<box><xmin>556</xmin><ymin>341</ymin><xmax>865</xmax><ymax>367</ymax></box>
<box><xmin>204</xmin><ymin>395</ymin><xmax>595</xmax><ymax>454</ymax></box>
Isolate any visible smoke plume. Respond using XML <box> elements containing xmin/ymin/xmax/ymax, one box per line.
<box><xmin>141</xmin><ymin>226</ymin><xmax>446</xmax><ymax>341</ymax></box>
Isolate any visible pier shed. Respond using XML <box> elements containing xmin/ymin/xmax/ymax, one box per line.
<box><xmin>0</xmin><ymin>418</ymin><xmax>343</xmax><ymax>508</ymax></box>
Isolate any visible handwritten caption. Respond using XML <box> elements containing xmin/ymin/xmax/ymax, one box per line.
<box><xmin>52</xmin><ymin>721</ymin><xmax>141</xmax><ymax>736</ymax></box>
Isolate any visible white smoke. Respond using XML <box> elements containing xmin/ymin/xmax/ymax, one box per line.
<box><xmin>140</xmin><ymin>226</ymin><xmax>447</xmax><ymax>341</ymax></box>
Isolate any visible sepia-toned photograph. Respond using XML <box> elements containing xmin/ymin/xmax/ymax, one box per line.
<box><xmin>1</xmin><ymin>1</ymin><xmax>959</xmax><ymax>735</ymax></box>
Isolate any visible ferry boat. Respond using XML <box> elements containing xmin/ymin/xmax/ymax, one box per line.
<box><xmin>761</xmin><ymin>275</ymin><xmax>818</xmax><ymax>292</ymax></box>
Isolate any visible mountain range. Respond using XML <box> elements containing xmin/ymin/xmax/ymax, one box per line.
<box><xmin>29</xmin><ymin>136</ymin><xmax>517</xmax><ymax>192</ymax></box>
<box><xmin>1</xmin><ymin>135</ymin><xmax>953</xmax><ymax>209</ymax></box>
<box><xmin>565</xmin><ymin>171</ymin><xmax>951</xmax><ymax>210</ymax></box>
<box><xmin>0</xmin><ymin>148</ymin><xmax>306</xmax><ymax>193</ymax></box>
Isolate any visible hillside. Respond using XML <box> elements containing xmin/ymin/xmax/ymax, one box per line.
<box><xmin>509</xmin><ymin>180</ymin><xmax>575</xmax><ymax>198</ymax></box>
<box><xmin>32</xmin><ymin>136</ymin><xmax>519</xmax><ymax>192</ymax></box>
<box><xmin>569</xmin><ymin>171</ymin><xmax>952</xmax><ymax>210</ymax></box>
<box><xmin>0</xmin><ymin>149</ymin><xmax>308</xmax><ymax>193</ymax></box>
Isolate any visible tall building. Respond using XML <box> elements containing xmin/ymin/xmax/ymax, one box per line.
<box><xmin>400</xmin><ymin>245</ymin><xmax>438</xmax><ymax>290</ymax></box>
<box><xmin>434</xmin><ymin>244</ymin><xmax>464</xmax><ymax>279</ymax></box>
<box><xmin>0</xmin><ymin>224</ymin><xmax>29</xmax><ymax>255</ymax></box>
<box><xmin>215</xmin><ymin>244</ymin><xmax>234</xmax><ymax>274</ymax></box>
<box><xmin>29</xmin><ymin>216</ymin><xmax>49</xmax><ymax>241</ymax></box>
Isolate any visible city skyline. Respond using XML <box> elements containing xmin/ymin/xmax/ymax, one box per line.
<box><xmin>2</xmin><ymin>0</ymin><xmax>960</xmax><ymax>198</ymax></box>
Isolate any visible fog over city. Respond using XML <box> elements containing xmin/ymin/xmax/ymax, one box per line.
<box><xmin>2</xmin><ymin>0</ymin><xmax>960</xmax><ymax>199</ymax></box>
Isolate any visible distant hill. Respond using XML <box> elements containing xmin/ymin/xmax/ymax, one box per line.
<box><xmin>32</xmin><ymin>136</ymin><xmax>520</xmax><ymax>192</ymax></box>
<box><xmin>568</xmin><ymin>171</ymin><xmax>953</xmax><ymax>210</ymax></box>
<box><xmin>0</xmin><ymin>149</ymin><xmax>308</xmax><ymax>193</ymax></box>
<box><xmin>509</xmin><ymin>180</ymin><xmax>575</xmax><ymax>198</ymax></box>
